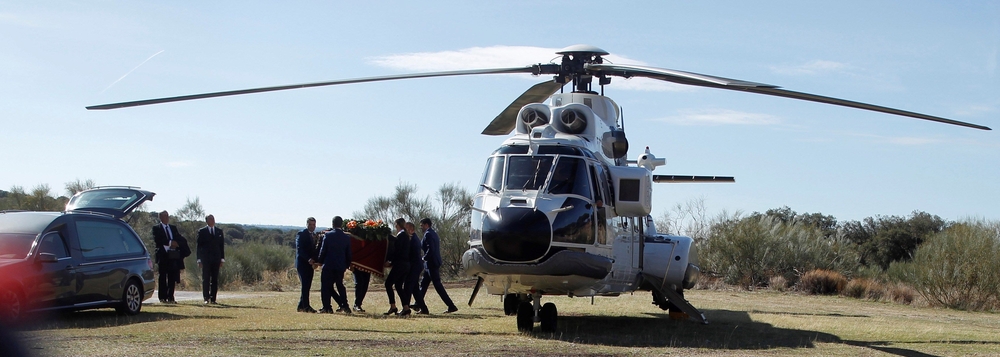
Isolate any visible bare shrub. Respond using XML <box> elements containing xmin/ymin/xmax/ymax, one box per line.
<box><xmin>842</xmin><ymin>278</ymin><xmax>868</xmax><ymax>299</ymax></box>
<box><xmin>769</xmin><ymin>276</ymin><xmax>788</xmax><ymax>291</ymax></box>
<box><xmin>886</xmin><ymin>282</ymin><xmax>916</xmax><ymax>305</ymax></box>
<box><xmin>864</xmin><ymin>280</ymin><xmax>885</xmax><ymax>301</ymax></box>
<box><xmin>798</xmin><ymin>269</ymin><xmax>847</xmax><ymax>295</ymax></box>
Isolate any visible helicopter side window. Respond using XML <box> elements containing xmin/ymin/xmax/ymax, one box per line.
<box><xmin>479</xmin><ymin>156</ymin><xmax>505</xmax><ymax>193</ymax></box>
<box><xmin>546</xmin><ymin>157</ymin><xmax>593</xmax><ymax>199</ymax></box>
<box><xmin>506</xmin><ymin>156</ymin><xmax>553</xmax><ymax>191</ymax></box>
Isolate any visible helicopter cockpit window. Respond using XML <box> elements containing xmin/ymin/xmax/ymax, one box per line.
<box><xmin>547</xmin><ymin>157</ymin><xmax>593</xmax><ymax>199</ymax></box>
<box><xmin>493</xmin><ymin>145</ymin><xmax>529</xmax><ymax>155</ymax></box>
<box><xmin>479</xmin><ymin>156</ymin><xmax>505</xmax><ymax>193</ymax></box>
<box><xmin>505</xmin><ymin>156</ymin><xmax>554</xmax><ymax>191</ymax></box>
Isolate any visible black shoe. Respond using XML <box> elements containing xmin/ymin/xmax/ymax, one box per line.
<box><xmin>338</xmin><ymin>306</ymin><xmax>352</xmax><ymax>314</ymax></box>
<box><xmin>443</xmin><ymin>306</ymin><xmax>458</xmax><ymax>314</ymax></box>
<box><xmin>398</xmin><ymin>309</ymin><xmax>412</xmax><ymax>316</ymax></box>
<box><xmin>211</xmin><ymin>300</ymin><xmax>217</xmax><ymax>304</ymax></box>
<box><xmin>416</xmin><ymin>308</ymin><xmax>429</xmax><ymax>315</ymax></box>
<box><xmin>352</xmin><ymin>305</ymin><xmax>365</xmax><ymax>313</ymax></box>
<box><xmin>383</xmin><ymin>307</ymin><xmax>398</xmax><ymax>316</ymax></box>
<box><xmin>159</xmin><ymin>299</ymin><xmax>167</xmax><ymax>303</ymax></box>
<box><xmin>318</xmin><ymin>308</ymin><xmax>335</xmax><ymax>314</ymax></box>
<box><xmin>204</xmin><ymin>300</ymin><xmax>211</xmax><ymax>305</ymax></box>
<box><xmin>298</xmin><ymin>307</ymin><xmax>317</xmax><ymax>313</ymax></box>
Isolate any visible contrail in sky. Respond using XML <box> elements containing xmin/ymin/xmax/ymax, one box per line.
<box><xmin>100</xmin><ymin>50</ymin><xmax>165</xmax><ymax>94</ymax></box>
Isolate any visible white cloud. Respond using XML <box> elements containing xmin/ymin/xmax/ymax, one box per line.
<box><xmin>652</xmin><ymin>109</ymin><xmax>781</xmax><ymax>126</ymax></box>
<box><xmin>770</xmin><ymin>60</ymin><xmax>850</xmax><ymax>76</ymax></box>
<box><xmin>366</xmin><ymin>45</ymin><xmax>688</xmax><ymax>92</ymax></box>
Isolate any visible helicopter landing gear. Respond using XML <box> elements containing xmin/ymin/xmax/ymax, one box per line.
<box><xmin>516</xmin><ymin>301</ymin><xmax>533</xmax><ymax>331</ymax></box>
<box><xmin>539</xmin><ymin>302</ymin><xmax>558</xmax><ymax>332</ymax></box>
<box><xmin>503</xmin><ymin>293</ymin><xmax>528</xmax><ymax>316</ymax></box>
<box><xmin>514</xmin><ymin>292</ymin><xmax>558</xmax><ymax>332</ymax></box>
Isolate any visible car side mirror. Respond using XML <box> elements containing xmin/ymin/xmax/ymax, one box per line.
<box><xmin>36</xmin><ymin>252</ymin><xmax>58</xmax><ymax>263</ymax></box>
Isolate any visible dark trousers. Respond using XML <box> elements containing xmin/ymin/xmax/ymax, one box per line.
<box><xmin>157</xmin><ymin>264</ymin><xmax>180</xmax><ymax>301</ymax></box>
<box><xmin>419</xmin><ymin>265</ymin><xmax>456</xmax><ymax>309</ymax></box>
<box><xmin>352</xmin><ymin>270</ymin><xmax>370</xmax><ymax>307</ymax></box>
<box><xmin>296</xmin><ymin>262</ymin><xmax>314</xmax><ymax>309</ymax></box>
<box><xmin>404</xmin><ymin>264</ymin><xmax>424</xmax><ymax>308</ymax></box>
<box><xmin>321</xmin><ymin>268</ymin><xmax>348</xmax><ymax>310</ymax></box>
<box><xmin>201</xmin><ymin>261</ymin><xmax>221</xmax><ymax>302</ymax></box>
<box><xmin>384</xmin><ymin>263</ymin><xmax>409</xmax><ymax>305</ymax></box>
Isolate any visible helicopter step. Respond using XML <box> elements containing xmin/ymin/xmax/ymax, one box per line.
<box><xmin>643</xmin><ymin>273</ymin><xmax>708</xmax><ymax>324</ymax></box>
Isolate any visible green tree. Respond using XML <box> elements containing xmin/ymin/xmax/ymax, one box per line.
<box><xmin>174</xmin><ymin>197</ymin><xmax>206</xmax><ymax>222</ymax></box>
<box><xmin>840</xmin><ymin>211</ymin><xmax>946</xmax><ymax>270</ymax></box>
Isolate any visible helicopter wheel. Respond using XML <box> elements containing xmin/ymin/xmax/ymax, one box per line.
<box><xmin>515</xmin><ymin>302</ymin><xmax>534</xmax><ymax>332</ymax></box>
<box><xmin>539</xmin><ymin>302</ymin><xmax>557</xmax><ymax>332</ymax></box>
<box><xmin>503</xmin><ymin>293</ymin><xmax>519</xmax><ymax>316</ymax></box>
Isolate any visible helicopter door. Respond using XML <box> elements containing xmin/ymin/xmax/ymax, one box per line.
<box><xmin>590</xmin><ymin>164</ymin><xmax>611</xmax><ymax>245</ymax></box>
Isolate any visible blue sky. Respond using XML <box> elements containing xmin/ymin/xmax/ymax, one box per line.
<box><xmin>1</xmin><ymin>1</ymin><xmax>997</xmax><ymax>226</ymax></box>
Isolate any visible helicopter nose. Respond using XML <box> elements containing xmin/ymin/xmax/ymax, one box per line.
<box><xmin>481</xmin><ymin>207</ymin><xmax>551</xmax><ymax>262</ymax></box>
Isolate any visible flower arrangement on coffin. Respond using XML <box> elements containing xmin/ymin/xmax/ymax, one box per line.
<box><xmin>345</xmin><ymin>218</ymin><xmax>391</xmax><ymax>241</ymax></box>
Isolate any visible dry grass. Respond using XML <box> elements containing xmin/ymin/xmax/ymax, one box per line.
<box><xmin>797</xmin><ymin>269</ymin><xmax>847</xmax><ymax>295</ymax></box>
<box><xmin>11</xmin><ymin>282</ymin><xmax>1000</xmax><ymax>356</ymax></box>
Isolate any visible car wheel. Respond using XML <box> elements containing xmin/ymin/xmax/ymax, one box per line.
<box><xmin>116</xmin><ymin>280</ymin><xmax>143</xmax><ymax>315</ymax></box>
<box><xmin>0</xmin><ymin>288</ymin><xmax>23</xmax><ymax>324</ymax></box>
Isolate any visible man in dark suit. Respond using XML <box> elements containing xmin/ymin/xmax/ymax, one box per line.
<box><xmin>317</xmin><ymin>216</ymin><xmax>352</xmax><ymax>314</ymax></box>
<box><xmin>295</xmin><ymin>217</ymin><xmax>319</xmax><ymax>312</ymax></box>
<box><xmin>152</xmin><ymin>210</ymin><xmax>190</xmax><ymax>303</ymax></box>
<box><xmin>197</xmin><ymin>214</ymin><xmax>225</xmax><ymax>304</ymax></box>
<box><xmin>416</xmin><ymin>218</ymin><xmax>458</xmax><ymax>313</ymax></box>
<box><xmin>403</xmin><ymin>222</ymin><xmax>426</xmax><ymax>314</ymax></box>
<box><xmin>383</xmin><ymin>218</ymin><xmax>411</xmax><ymax>316</ymax></box>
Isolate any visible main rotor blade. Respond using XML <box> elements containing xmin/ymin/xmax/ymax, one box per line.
<box><xmin>86</xmin><ymin>67</ymin><xmax>540</xmax><ymax>110</ymax></box>
<box><xmin>481</xmin><ymin>79</ymin><xmax>564</xmax><ymax>135</ymax></box>
<box><xmin>653</xmin><ymin>175</ymin><xmax>736</xmax><ymax>183</ymax></box>
<box><xmin>588</xmin><ymin>63</ymin><xmax>991</xmax><ymax>131</ymax></box>
<box><xmin>588</xmin><ymin>63</ymin><xmax>778</xmax><ymax>88</ymax></box>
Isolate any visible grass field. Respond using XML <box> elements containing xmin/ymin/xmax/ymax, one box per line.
<box><xmin>12</xmin><ymin>282</ymin><xmax>1000</xmax><ymax>356</ymax></box>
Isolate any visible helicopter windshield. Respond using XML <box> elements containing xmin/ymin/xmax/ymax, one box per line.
<box><xmin>479</xmin><ymin>156</ymin><xmax>505</xmax><ymax>193</ymax></box>
<box><xmin>547</xmin><ymin>157</ymin><xmax>593</xmax><ymax>199</ymax></box>
<box><xmin>505</xmin><ymin>156</ymin><xmax>554</xmax><ymax>191</ymax></box>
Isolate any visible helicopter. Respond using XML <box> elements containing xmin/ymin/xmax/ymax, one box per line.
<box><xmin>89</xmin><ymin>44</ymin><xmax>990</xmax><ymax>332</ymax></box>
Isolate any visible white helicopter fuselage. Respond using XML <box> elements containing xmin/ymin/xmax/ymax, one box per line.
<box><xmin>461</xmin><ymin>92</ymin><xmax>702</xmax><ymax>306</ymax></box>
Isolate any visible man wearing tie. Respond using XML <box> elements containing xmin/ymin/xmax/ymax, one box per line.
<box><xmin>197</xmin><ymin>214</ymin><xmax>225</xmax><ymax>304</ymax></box>
<box><xmin>152</xmin><ymin>211</ymin><xmax>190</xmax><ymax>303</ymax></box>
<box><xmin>317</xmin><ymin>216</ymin><xmax>352</xmax><ymax>314</ymax></box>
